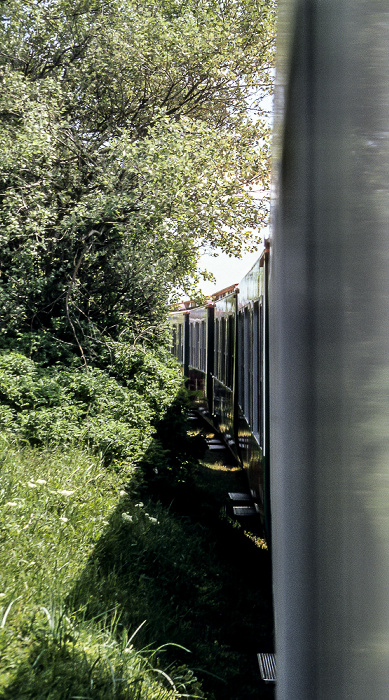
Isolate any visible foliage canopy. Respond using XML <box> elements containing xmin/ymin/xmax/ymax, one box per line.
<box><xmin>0</xmin><ymin>0</ymin><xmax>275</xmax><ymax>357</ymax></box>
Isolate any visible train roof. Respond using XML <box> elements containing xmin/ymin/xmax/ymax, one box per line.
<box><xmin>170</xmin><ymin>283</ymin><xmax>238</xmax><ymax>312</ymax></box>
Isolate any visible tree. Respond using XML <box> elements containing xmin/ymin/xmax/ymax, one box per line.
<box><xmin>0</xmin><ymin>0</ymin><xmax>275</xmax><ymax>359</ymax></box>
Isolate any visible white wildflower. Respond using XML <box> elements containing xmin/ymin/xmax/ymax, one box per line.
<box><xmin>122</xmin><ymin>513</ymin><xmax>133</xmax><ymax>523</ymax></box>
<box><xmin>27</xmin><ymin>482</ymin><xmax>38</xmax><ymax>488</ymax></box>
<box><xmin>119</xmin><ymin>490</ymin><xmax>128</xmax><ymax>497</ymax></box>
<box><xmin>4</xmin><ymin>502</ymin><xmax>18</xmax><ymax>507</ymax></box>
<box><xmin>59</xmin><ymin>516</ymin><xmax>68</xmax><ymax>523</ymax></box>
<box><xmin>58</xmin><ymin>490</ymin><xmax>75</xmax><ymax>496</ymax></box>
<box><xmin>134</xmin><ymin>502</ymin><xmax>144</xmax><ymax>508</ymax></box>
<box><xmin>36</xmin><ymin>479</ymin><xmax>47</xmax><ymax>485</ymax></box>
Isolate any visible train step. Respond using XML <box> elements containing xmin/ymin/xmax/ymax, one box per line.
<box><xmin>232</xmin><ymin>505</ymin><xmax>258</xmax><ymax>517</ymax></box>
<box><xmin>228</xmin><ymin>491</ymin><xmax>253</xmax><ymax>503</ymax></box>
<box><xmin>257</xmin><ymin>653</ymin><xmax>276</xmax><ymax>683</ymax></box>
<box><xmin>206</xmin><ymin>438</ymin><xmax>227</xmax><ymax>450</ymax></box>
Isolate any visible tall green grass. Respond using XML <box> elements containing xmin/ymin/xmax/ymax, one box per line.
<box><xmin>0</xmin><ymin>443</ymin><xmax>203</xmax><ymax>699</ymax></box>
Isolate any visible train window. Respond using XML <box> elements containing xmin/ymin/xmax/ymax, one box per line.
<box><xmin>200</xmin><ymin>320</ymin><xmax>206</xmax><ymax>372</ymax></box>
<box><xmin>199</xmin><ymin>322</ymin><xmax>202</xmax><ymax>371</ymax></box>
<box><xmin>220</xmin><ymin>317</ymin><xmax>226</xmax><ymax>383</ymax></box>
<box><xmin>252</xmin><ymin>303</ymin><xmax>259</xmax><ymax>437</ymax></box>
<box><xmin>220</xmin><ymin>321</ymin><xmax>223</xmax><ymax>381</ymax></box>
<box><xmin>238</xmin><ymin>311</ymin><xmax>244</xmax><ymax>408</ymax></box>
<box><xmin>178</xmin><ymin>324</ymin><xmax>183</xmax><ymax>363</ymax></box>
<box><xmin>252</xmin><ymin>301</ymin><xmax>263</xmax><ymax>445</ymax></box>
<box><xmin>244</xmin><ymin>307</ymin><xmax>252</xmax><ymax>424</ymax></box>
<box><xmin>227</xmin><ymin>315</ymin><xmax>234</xmax><ymax>389</ymax></box>
<box><xmin>215</xmin><ymin>318</ymin><xmax>219</xmax><ymax>378</ymax></box>
<box><xmin>223</xmin><ymin>318</ymin><xmax>226</xmax><ymax>383</ymax></box>
<box><xmin>259</xmin><ymin>303</ymin><xmax>263</xmax><ymax>448</ymax></box>
<box><xmin>217</xmin><ymin>318</ymin><xmax>221</xmax><ymax>381</ymax></box>
<box><xmin>195</xmin><ymin>322</ymin><xmax>200</xmax><ymax>369</ymax></box>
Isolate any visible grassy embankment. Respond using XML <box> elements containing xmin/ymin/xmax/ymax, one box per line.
<box><xmin>0</xmin><ymin>348</ymin><xmax>274</xmax><ymax>699</ymax></box>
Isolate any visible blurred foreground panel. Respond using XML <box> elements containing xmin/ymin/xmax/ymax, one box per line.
<box><xmin>270</xmin><ymin>1</ymin><xmax>389</xmax><ymax>698</ymax></box>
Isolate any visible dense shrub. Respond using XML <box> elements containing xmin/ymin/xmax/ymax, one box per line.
<box><xmin>0</xmin><ymin>347</ymin><xmax>183</xmax><ymax>470</ymax></box>
<box><xmin>106</xmin><ymin>342</ymin><xmax>186</xmax><ymax>418</ymax></box>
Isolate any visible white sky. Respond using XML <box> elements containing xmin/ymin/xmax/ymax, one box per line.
<box><xmin>198</xmin><ymin>238</ymin><xmax>266</xmax><ymax>295</ymax></box>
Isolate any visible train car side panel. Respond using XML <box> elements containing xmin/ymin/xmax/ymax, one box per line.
<box><xmin>236</xmin><ymin>256</ymin><xmax>268</xmax><ymax>517</ymax></box>
<box><xmin>270</xmin><ymin>1</ymin><xmax>389</xmax><ymax>697</ymax></box>
<box><xmin>187</xmin><ymin>305</ymin><xmax>208</xmax><ymax>401</ymax></box>
<box><xmin>212</xmin><ymin>292</ymin><xmax>238</xmax><ymax>458</ymax></box>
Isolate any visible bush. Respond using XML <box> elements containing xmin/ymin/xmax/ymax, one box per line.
<box><xmin>104</xmin><ymin>342</ymin><xmax>185</xmax><ymax>418</ymax></box>
<box><xmin>0</xmin><ymin>348</ymin><xmax>183</xmax><ymax>470</ymax></box>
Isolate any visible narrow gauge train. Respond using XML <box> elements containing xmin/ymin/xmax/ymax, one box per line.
<box><xmin>170</xmin><ymin>242</ymin><xmax>271</xmax><ymax>534</ymax></box>
<box><xmin>172</xmin><ymin>1</ymin><xmax>389</xmax><ymax>698</ymax></box>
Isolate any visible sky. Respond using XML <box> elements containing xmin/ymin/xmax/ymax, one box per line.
<box><xmin>197</xmin><ymin>241</ymin><xmax>266</xmax><ymax>296</ymax></box>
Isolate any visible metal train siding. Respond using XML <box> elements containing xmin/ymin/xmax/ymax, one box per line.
<box><xmin>270</xmin><ymin>0</ymin><xmax>389</xmax><ymax>698</ymax></box>
<box><xmin>169</xmin><ymin>246</ymin><xmax>270</xmax><ymax>532</ymax></box>
<box><xmin>172</xmin><ymin>2</ymin><xmax>389</xmax><ymax>696</ymax></box>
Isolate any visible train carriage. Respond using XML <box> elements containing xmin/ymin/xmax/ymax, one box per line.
<box><xmin>187</xmin><ymin>303</ymin><xmax>211</xmax><ymax>410</ymax></box>
<box><xmin>169</xmin><ymin>247</ymin><xmax>270</xmax><ymax>530</ymax></box>
<box><xmin>269</xmin><ymin>1</ymin><xmax>389</xmax><ymax>697</ymax></box>
<box><xmin>212</xmin><ymin>289</ymin><xmax>238</xmax><ymax>458</ymax></box>
<box><xmin>170</xmin><ymin>308</ymin><xmax>189</xmax><ymax>378</ymax></box>
<box><xmin>235</xmin><ymin>249</ymin><xmax>270</xmax><ymax>526</ymax></box>
<box><xmin>170</xmin><ymin>2</ymin><xmax>389</xmax><ymax>696</ymax></box>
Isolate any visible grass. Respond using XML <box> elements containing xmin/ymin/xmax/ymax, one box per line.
<box><xmin>0</xmin><ymin>443</ymin><xmax>202</xmax><ymax>699</ymax></box>
<box><xmin>0</xmin><ymin>423</ymin><xmax>274</xmax><ymax>700</ymax></box>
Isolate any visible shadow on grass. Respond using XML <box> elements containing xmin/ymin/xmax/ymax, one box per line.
<box><xmin>2</xmin><ymin>405</ymin><xmax>274</xmax><ymax>700</ymax></box>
